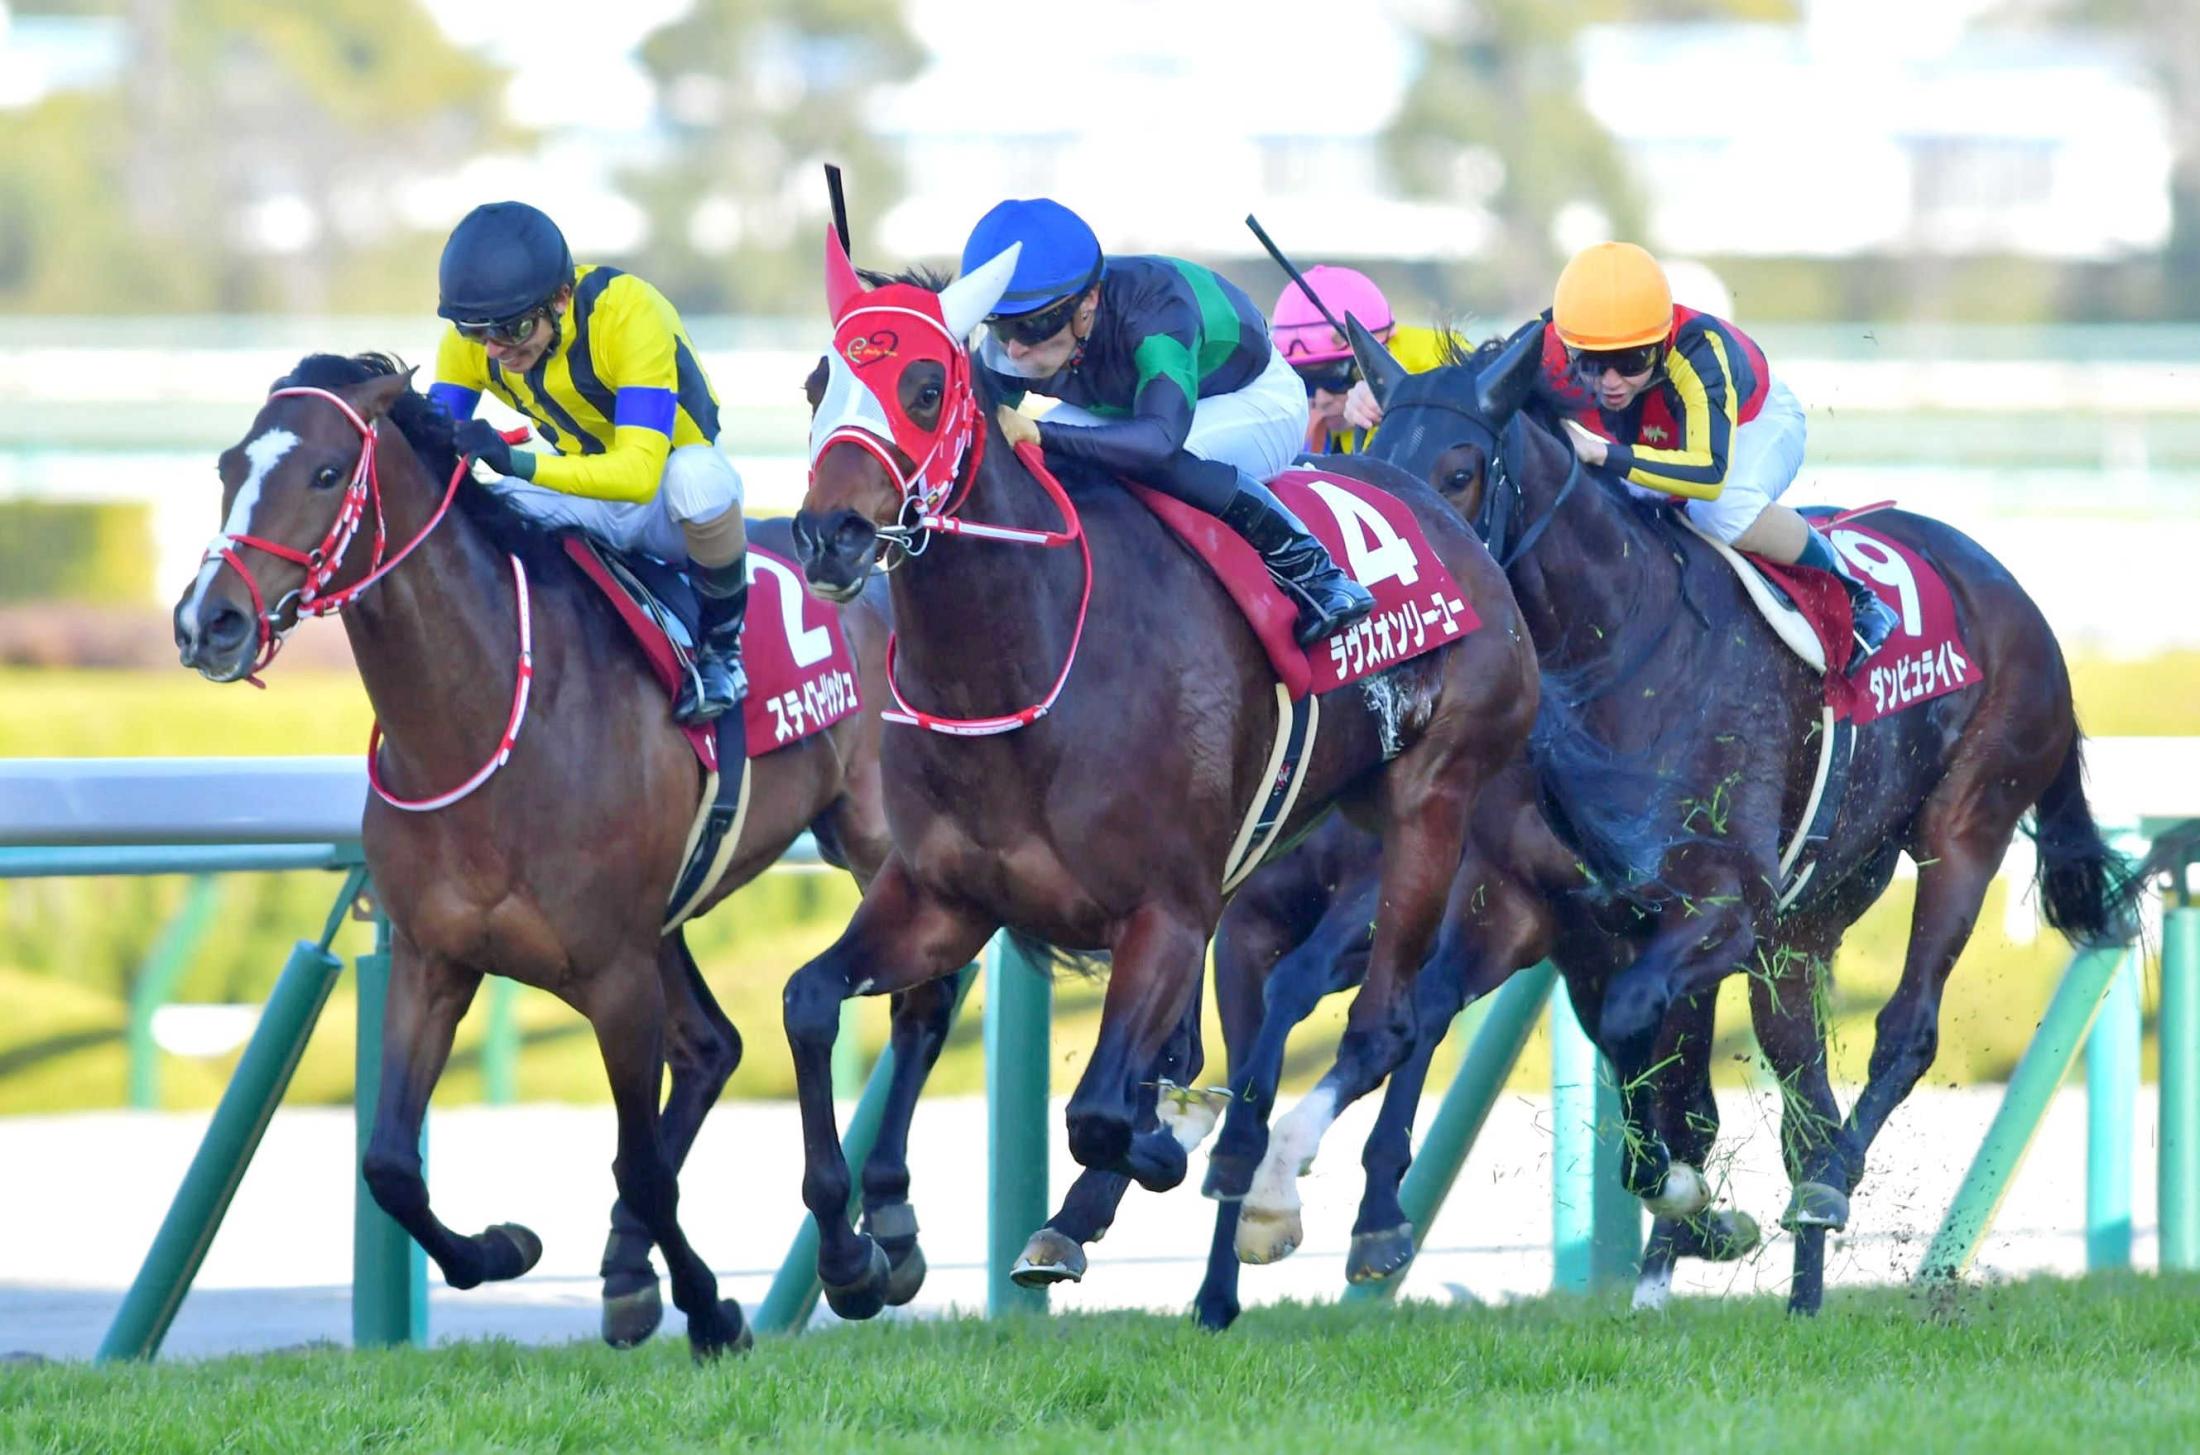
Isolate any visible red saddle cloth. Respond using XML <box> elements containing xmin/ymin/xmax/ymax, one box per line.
<box><xmin>565</xmin><ymin>540</ymin><xmax>863</xmax><ymax>769</ymax></box>
<box><xmin>1128</xmin><ymin>468</ymin><xmax>1478</xmax><ymax>699</ymax></box>
<box><xmin>1748</xmin><ymin>509</ymin><xmax>1981</xmax><ymax>724</ymax></box>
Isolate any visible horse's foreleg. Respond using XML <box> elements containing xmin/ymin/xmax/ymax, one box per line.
<box><xmin>601</xmin><ymin>933</ymin><xmax>741</xmax><ymax>1348</ymax></box>
<box><xmin>1630</xmin><ymin>988</ymin><xmax>1764</xmax><ymax>1311</ymax></box>
<box><xmin>1237</xmin><ymin>781</ymin><xmax>1474</xmax><ymax>1266</ymax></box>
<box><xmin>1067</xmin><ymin>903</ymin><xmax>1209</xmax><ymax>1187</ymax></box>
<box><xmin>782</xmin><ymin>854</ymin><xmax>993</xmax><ymax>1321</ymax></box>
<box><xmin>1594</xmin><ymin>903</ymin><xmax>1755</xmax><ymax>1222</ymax></box>
<box><xmin>1744</xmin><ymin>927</ymin><xmax>1850</xmax><ymax>1317</ymax></box>
<box><xmin>585</xmin><ymin>965</ymin><xmax>746</xmax><ymax>1360</ymax></box>
<box><xmin>359</xmin><ymin>944</ymin><xmax>541</xmax><ymax>1292</ymax></box>
<box><xmin>853</xmin><ymin>973</ymin><xmax>959</xmax><ymax>1307</ymax></box>
<box><xmin>1207</xmin><ymin>904</ymin><xmax>1369</xmax><ymax>1200</ymax></box>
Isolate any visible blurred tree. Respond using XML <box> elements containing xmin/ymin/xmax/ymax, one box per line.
<box><xmin>1999</xmin><ymin>0</ymin><xmax>2200</xmax><ymax>319</ymax></box>
<box><xmin>0</xmin><ymin>0</ymin><xmax>511</xmax><ymax>313</ymax></box>
<box><xmin>1383</xmin><ymin>1</ymin><xmax>1797</xmax><ymax>316</ymax></box>
<box><xmin>620</xmin><ymin>0</ymin><xmax>924</xmax><ymax>314</ymax></box>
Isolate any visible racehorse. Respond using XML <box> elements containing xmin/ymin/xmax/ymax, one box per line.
<box><xmin>1328</xmin><ymin>320</ymin><xmax>2143</xmax><ymax>1312</ymax></box>
<box><xmin>778</xmin><ymin>233</ymin><xmax>1539</xmax><ymax>1318</ymax></box>
<box><xmin>171</xmin><ymin>353</ymin><xmax>896</xmax><ymax>1357</ymax></box>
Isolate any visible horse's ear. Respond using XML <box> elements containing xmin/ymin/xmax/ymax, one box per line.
<box><xmin>824</xmin><ymin>225</ymin><xmax>865</xmax><ymax>319</ymax></box>
<box><xmin>1474</xmin><ymin>319</ymin><xmax>1545</xmax><ymax>423</ymax></box>
<box><xmin>939</xmin><ymin>242</ymin><xmax>1022</xmax><ymax>340</ymax></box>
<box><xmin>348</xmin><ymin>370</ymin><xmax>411</xmax><ymax>423</ymax></box>
<box><xmin>1346</xmin><ymin>312</ymin><xmax>1407</xmax><ymax>404</ymax></box>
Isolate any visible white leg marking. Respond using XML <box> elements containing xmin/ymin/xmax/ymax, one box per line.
<box><xmin>179</xmin><ymin>428</ymin><xmax>296</xmax><ymax>640</ymax></box>
<box><xmin>1155</xmin><ymin>1081</ymin><xmax>1227</xmax><ymax>1154</ymax></box>
<box><xmin>1632</xmin><ymin>1260</ymin><xmax>1675</xmax><ymax>1312</ymax></box>
<box><xmin>1244</xmin><ymin>1084</ymin><xmax>1337</xmax><ymax>1220</ymax></box>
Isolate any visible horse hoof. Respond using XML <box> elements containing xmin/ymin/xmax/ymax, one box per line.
<box><xmin>1697</xmin><ymin>1210</ymin><xmax>1763</xmax><ymax>1261</ymax></box>
<box><xmin>1235</xmin><ymin>1207</ymin><xmax>1303</xmax><ymax>1265</ymax></box>
<box><xmin>822</xmin><ymin>1239</ymin><xmax>892</xmax><ymax>1322</ymax></box>
<box><xmin>601</xmin><ymin>1282</ymin><xmax>664</xmax><ymax>1349</ymax></box>
<box><xmin>1782</xmin><ymin>1181</ymin><xmax>1850</xmax><ymax>1231</ymax></box>
<box><xmin>1203</xmin><ymin>1150</ymin><xmax>1258</xmax><ymax>1202</ymax></box>
<box><xmin>883</xmin><ymin>1243</ymin><xmax>928</xmax><ymax>1307</ymax></box>
<box><xmin>1192</xmin><ymin>1296</ymin><xmax>1240</xmax><ymax>1332</ymax></box>
<box><xmin>1644</xmin><ymin>1164</ymin><xmax>1712</xmax><ymax>1219</ymax></box>
<box><xmin>1157</xmin><ymin>1083</ymin><xmax>1229</xmax><ymax>1154</ymax></box>
<box><xmin>478</xmin><ymin>1223</ymin><xmax>543</xmax><ymax>1283</ymax></box>
<box><xmin>1632</xmin><ymin>1262</ymin><xmax>1675</xmax><ymax>1312</ymax></box>
<box><xmin>1011</xmin><ymin>1228</ymin><xmax>1087</xmax><ymax>1287</ymax></box>
<box><xmin>688</xmin><ymin>1298</ymin><xmax>754</xmax><ymax>1362</ymax></box>
<box><xmin>1345</xmin><ymin>1224</ymin><xmax>1417</xmax><ymax>1285</ymax></box>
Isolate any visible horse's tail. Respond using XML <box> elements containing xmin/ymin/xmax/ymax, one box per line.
<box><xmin>1004</xmin><ymin>928</ymin><xmax>1111</xmax><ymax>981</ymax></box>
<box><xmin>1527</xmin><ymin>666</ymin><xmax>1684</xmax><ymax>896</ymax></box>
<box><xmin>2030</xmin><ymin>731</ymin><xmax>2144</xmax><ymax>947</ymax></box>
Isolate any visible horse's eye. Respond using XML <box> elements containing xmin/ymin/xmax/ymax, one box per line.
<box><xmin>313</xmin><ymin>465</ymin><xmax>342</xmax><ymax>489</ymax></box>
<box><xmin>916</xmin><ymin>384</ymin><xmax>941</xmax><ymax>409</ymax></box>
<box><xmin>1446</xmin><ymin>469</ymin><xmax>1474</xmax><ymax>491</ymax></box>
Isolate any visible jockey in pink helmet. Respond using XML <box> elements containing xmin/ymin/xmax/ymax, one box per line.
<box><xmin>1273</xmin><ymin>266</ymin><xmax>1453</xmax><ymax>453</ymax></box>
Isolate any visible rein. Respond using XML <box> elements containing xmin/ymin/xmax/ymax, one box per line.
<box><xmin>204</xmin><ymin>385</ymin><xmax>534</xmax><ymax>811</ymax></box>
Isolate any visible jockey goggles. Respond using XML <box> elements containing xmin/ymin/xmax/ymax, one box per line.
<box><xmin>986</xmin><ymin>290</ymin><xmax>1085</xmax><ymax>347</ymax></box>
<box><xmin>1568</xmin><ymin>341</ymin><xmax>1663</xmax><ymax>380</ymax></box>
<box><xmin>454</xmin><ymin>307</ymin><xmax>549</xmax><ymax>347</ymax></box>
<box><xmin>1296</xmin><ymin>359</ymin><xmax>1359</xmax><ymax>396</ymax></box>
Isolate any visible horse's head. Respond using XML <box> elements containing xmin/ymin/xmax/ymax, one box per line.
<box><xmin>173</xmin><ymin>357</ymin><xmax>414</xmax><ymax>681</ymax></box>
<box><xmin>1358</xmin><ymin>317</ymin><xmax>1546</xmax><ymax>529</ymax></box>
<box><xmin>793</xmin><ymin>226</ymin><xmax>1020</xmax><ymax>600</ymax></box>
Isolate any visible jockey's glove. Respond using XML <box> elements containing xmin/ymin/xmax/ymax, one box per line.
<box><xmin>455</xmin><ymin>418</ymin><xmax>532</xmax><ymax>480</ymax></box>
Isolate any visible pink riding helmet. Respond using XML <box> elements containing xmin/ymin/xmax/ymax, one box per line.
<box><xmin>1272</xmin><ymin>265</ymin><xmax>1394</xmax><ymax>365</ymax></box>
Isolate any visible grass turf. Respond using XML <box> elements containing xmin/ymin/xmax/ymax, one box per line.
<box><xmin>3</xmin><ymin>1276</ymin><xmax>2197</xmax><ymax>1454</ymax></box>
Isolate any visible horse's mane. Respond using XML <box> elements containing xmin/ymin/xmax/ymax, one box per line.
<box><xmin>275</xmin><ymin>353</ymin><xmax>571</xmax><ymax>580</ymax></box>
<box><xmin>858</xmin><ymin>264</ymin><xmax>953</xmax><ymax>293</ymax></box>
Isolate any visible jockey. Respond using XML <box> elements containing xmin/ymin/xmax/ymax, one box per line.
<box><xmin>1538</xmin><ymin>241</ymin><xmax>1897</xmax><ymax>672</ymax></box>
<box><xmin>428</xmin><ymin>201</ymin><xmax>749</xmax><ymax>724</ymax></box>
<box><xmin>963</xmin><ymin>199</ymin><xmax>1374</xmax><ymax>647</ymax></box>
<box><xmin>1271</xmin><ymin>266</ymin><xmax>1454</xmax><ymax>455</ymax></box>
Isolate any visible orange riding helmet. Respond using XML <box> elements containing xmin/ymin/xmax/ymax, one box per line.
<box><xmin>1552</xmin><ymin>242</ymin><xmax>1674</xmax><ymax>352</ymax></box>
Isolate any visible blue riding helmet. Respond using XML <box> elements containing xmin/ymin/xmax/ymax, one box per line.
<box><xmin>962</xmin><ymin>198</ymin><xmax>1103</xmax><ymax>318</ymax></box>
<box><xmin>437</xmin><ymin>202</ymin><xmax>573</xmax><ymax>326</ymax></box>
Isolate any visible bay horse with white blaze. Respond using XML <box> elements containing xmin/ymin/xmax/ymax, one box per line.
<box><xmin>172</xmin><ymin>354</ymin><xmax>895</xmax><ymax>1357</ymax></box>
<box><xmin>779</xmin><ymin>230</ymin><xmax>1538</xmax><ymax>1317</ymax></box>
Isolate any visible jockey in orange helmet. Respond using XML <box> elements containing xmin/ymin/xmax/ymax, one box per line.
<box><xmin>1538</xmin><ymin>242</ymin><xmax>1896</xmax><ymax>672</ymax></box>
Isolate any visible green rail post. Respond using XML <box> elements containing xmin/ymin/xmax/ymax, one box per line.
<box><xmin>1551</xmin><ymin>978</ymin><xmax>1639</xmax><ymax>1292</ymax></box>
<box><xmin>2086</xmin><ymin>948</ymin><xmax>2139</xmax><ymax>1271</ymax></box>
<box><xmin>986</xmin><ymin>934</ymin><xmax>1052</xmax><ymax>1316</ymax></box>
<box><xmin>353</xmin><ymin>907</ymin><xmax>429</xmax><ymax>1347</ymax></box>
<box><xmin>125</xmin><ymin>875</ymin><xmax>224</xmax><ymax>1110</ymax></box>
<box><xmin>1920</xmin><ymin>941</ymin><xmax>2127</xmax><ymax>1281</ymax></box>
<box><xmin>481</xmin><ymin>977</ymin><xmax>519</xmax><ymax>1106</ymax></box>
<box><xmin>95</xmin><ymin>868</ymin><xmax>365</xmax><ymax>1363</ymax></box>
<box><xmin>2162</xmin><ymin>906</ymin><xmax>2200</xmax><ymax>1271</ymax></box>
<box><xmin>1343</xmin><ymin>962</ymin><xmax>1556</xmax><ymax>1302</ymax></box>
<box><xmin>755</xmin><ymin>965</ymin><xmax>977</xmax><ymax>1335</ymax></box>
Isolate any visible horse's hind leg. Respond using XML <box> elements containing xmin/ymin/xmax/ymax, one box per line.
<box><xmin>360</xmin><ymin>941</ymin><xmax>543</xmax><ymax>1292</ymax></box>
<box><xmin>853</xmin><ymin>973</ymin><xmax>960</xmax><ymax>1307</ymax></box>
<box><xmin>601</xmin><ymin>932</ymin><xmax>741</xmax><ymax>1348</ymax></box>
<box><xmin>1066</xmin><ymin>903</ymin><xmax>1210</xmax><ymax>1188</ymax></box>
<box><xmin>585</xmin><ymin>961</ymin><xmax>748</xmax><ymax>1359</ymax></box>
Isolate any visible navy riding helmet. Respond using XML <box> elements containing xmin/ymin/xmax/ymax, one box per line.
<box><xmin>962</xmin><ymin>198</ymin><xmax>1102</xmax><ymax>318</ymax></box>
<box><xmin>437</xmin><ymin>202</ymin><xmax>573</xmax><ymax>326</ymax></box>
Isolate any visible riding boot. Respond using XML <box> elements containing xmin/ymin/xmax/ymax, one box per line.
<box><xmin>1797</xmin><ymin>528</ymin><xmax>1896</xmax><ymax>673</ymax></box>
<box><xmin>674</xmin><ymin>555</ymin><xmax>749</xmax><ymax>724</ymax></box>
<box><xmin>1218</xmin><ymin>475</ymin><xmax>1376</xmax><ymax>646</ymax></box>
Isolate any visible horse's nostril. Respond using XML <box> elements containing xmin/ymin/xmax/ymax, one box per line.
<box><xmin>203</xmin><ymin>604</ymin><xmax>251</xmax><ymax>652</ymax></box>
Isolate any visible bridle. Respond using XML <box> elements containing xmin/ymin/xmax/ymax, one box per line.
<box><xmin>203</xmin><ymin>385</ymin><xmax>534</xmax><ymax>810</ymax></box>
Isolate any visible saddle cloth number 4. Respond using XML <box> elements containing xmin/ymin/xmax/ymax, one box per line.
<box><xmin>1304</xmin><ymin>479</ymin><xmax>1419</xmax><ymax>590</ymax></box>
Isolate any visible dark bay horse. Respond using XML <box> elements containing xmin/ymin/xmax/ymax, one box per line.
<box><xmin>1338</xmin><ymin>320</ymin><xmax>2141</xmax><ymax>1311</ymax></box>
<box><xmin>172</xmin><ymin>354</ymin><xmax>896</xmax><ymax>1357</ymax></box>
<box><xmin>779</xmin><ymin>234</ymin><xmax>1538</xmax><ymax>1318</ymax></box>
